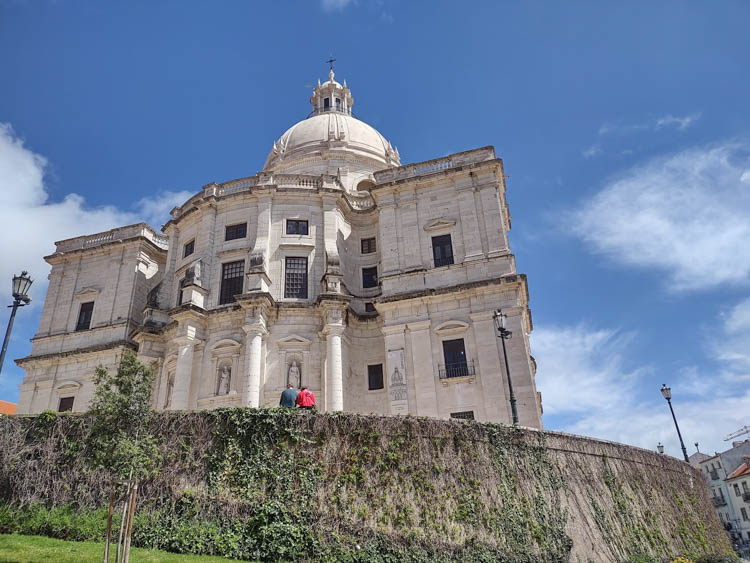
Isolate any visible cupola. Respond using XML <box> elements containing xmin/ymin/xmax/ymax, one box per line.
<box><xmin>310</xmin><ymin>69</ymin><xmax>354</xmax><ymax>116</ymax></box>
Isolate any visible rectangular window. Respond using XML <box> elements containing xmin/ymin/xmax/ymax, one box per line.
<box><xmin>177</xmin><ymin>280</ymin><xmax>184</xmax><ymax>306</ymax></box>
<box><xmin>75</xmin><ymin>302</ymin><xmax>94</xmax><ymax>331</ymax></box>
<box><xmin>225</xmin><ymin>223</ymin><xmax>247</xmax><ymax>241</ymax></box>
<box><xmin>58</xmin><ymin>397</ymin><xmax>74</xmax><ymax>412</ymax></box>
<box><xmin>286</xmin><ymin>219</ymin><xmax>309</xmax><ymax>235</ymax></box>
<box><xmin>361</xmin><ymin>237</ymin><xmax>376</xmax><ymax>254</ymax></box>
<box><xmin>324</xmin><ymin>97</ymin><xmax>330</xmax><ymax>109</ymax></box>
<box><xmin>432</xmin><ymin>234</ymin><xmax>454</xmax><ymax>267</ymax></box>
<box><xmin>441</xmin><ymin>338</ymin><xmax>469</xmax><ymax>378</ymax></box>
<box><xmin>743</xmin><ymin>481</ymin><xmax>749</xmax><ymax>493</ymax></box>
<box><xmin>365</xmin><ymin>302</ymin><xmax>376</xmax><ymax>313</ymax></box>
<box><xmin>183</xmin><ymin>239</ymin><xmax>195</xmax><ymax>258</ymax></box>
<box><xmin>219</xmin><ymin>261</ymin><xmax>244</xmax><ymax>305</ymax></box>
<box><xmin>735</xmin><ymin>484</ymin><xmax>741</xmax><ymax>496</ymax></box>
<box><xmin>450</xmin><ymin>411</ymin><xmax>475</xmax><ymax>420</ymax></box>
<box><xmin>335</xmin><ymin>97</ymin><xmax>342</xmax><ymax>111</ymax></box>
<box><xmin>284</xmin><ymin>257</ymin><xmax>308</xmax><ymax>299</ymax></box>
<box><xmin>362</xmin><ymin>266</ymin><xmax>378</xmax><ymax>289</ymax></box>
<box><xmin>368</xmin><ymin>364</ymin><xmax>384</xmax><ymax>390</ymax></box>
<box><xmin>742</xmin><ymin>507</ymin><xmax>749</xmax><ymax>521</ymax></box>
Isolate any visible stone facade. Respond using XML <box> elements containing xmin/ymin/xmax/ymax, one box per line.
<box><xmin>17</xmin><ymin>70</ymin><xmax>543</xmax><ymax>427</ymax></box>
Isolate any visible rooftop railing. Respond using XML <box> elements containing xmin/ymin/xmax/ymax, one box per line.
<box><xmin>55</xmin><ymin>223</ymin><xmax>168</xmax><ymax>253</ymax></box>
<box><xmin>374</xmin><ymin>147</ymin><xmax>496</xmax><ymax>185</ymax></box>
<box><xmin>306</xmin><ymin>106</ymin><xmax>356</xmax><ymax>119</ymax></box>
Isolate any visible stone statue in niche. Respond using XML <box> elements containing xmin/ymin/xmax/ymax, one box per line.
<box><xmin>287</xmin><ymin>360</ymin><xmax>301</xmax><ymax>389</ymax></box>
<box><xmin>164</xmin><ymin>372</ymin><xmax>175</xmax><ymax>408</ymax></box>
<box><xmin>217</xmin><ymin>365</ymin><xmax>231</xmax><ymax>395</ymax></box>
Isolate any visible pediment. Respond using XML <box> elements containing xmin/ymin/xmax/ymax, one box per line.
<box><xmin>277</xmin><ymin>334</ymin><xmax>312</xmax><ymax>350</ymax></box>
<box><xmin>212</xmin><ymin>339</ymin><xmax>242</xmax><ymax>351</ymax></box>
<box><xmin>75</xmin><ymin>287</ymin><xmax>100</xmax><ymax>299</ymax></box>
<box><xmin>423</xmin><ymin>218</ymin><xmax>456</xmax><ymax>232</ymax></box>
<box><xmin>55</xmin><ymin>380</ymin><xmax>81</xmax><ymax>394</ymax></box>
<box><xmin>433</xmin><ymin>320</ymin><xmax>469</xmax><ymax>335</ymax></box>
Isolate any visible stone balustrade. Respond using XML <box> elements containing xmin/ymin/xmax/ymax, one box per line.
<box><xmin>55</xmin><ymin>223</ymin><xmax>169</xmax><ymax>253</ymax></box>
<box><xmin>373</xmin><ymin>146</ymin><xmax>497</xmax><ymax>184</ymax></box>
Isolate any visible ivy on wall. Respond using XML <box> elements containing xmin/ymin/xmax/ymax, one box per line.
<box><xmin>0</xmin><ymin>409</ymin><xmax>735</xmax><ymax>562</ymax></box>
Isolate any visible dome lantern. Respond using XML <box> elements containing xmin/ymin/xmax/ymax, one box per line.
<box><xmin>310</xmin><ymin>68</ymin><xmax>354</xmax><ymax>117</ymax></box>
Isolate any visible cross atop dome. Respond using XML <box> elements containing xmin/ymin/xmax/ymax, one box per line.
<box><xmin>310</xmin><ymin>61</ymin><xmax>353</xmax><ymax>117</ymax></box>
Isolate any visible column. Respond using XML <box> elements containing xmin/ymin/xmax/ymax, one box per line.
<box><xmin>172</xmin><ymin>340</ymin><xmax>194</xmax><ymax>410</ymax></box>
<box><xmin>470</xmin><ymin>312</ymin><xmax>510</xmax><ymax>423</ymax></box>
<box><xmin>326</xmin><ymin>326</ymin><xmax>344</xmax><ymax>411</ymax></box>
<box><xmin>408</xmin><ymin>321</ymin><xmax>439</xmax><ymax>417</ymax></box>
<box><xmin>457</xmin><ymin>187</ymin><xmax>484</xmax><ymax>261</ymax></box>
<box><xmin>243</xmin><ymin>324</ymin><xmax>266</xmax><ymax>408</ymax></box>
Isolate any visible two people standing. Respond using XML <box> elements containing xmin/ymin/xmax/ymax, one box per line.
<box><xmin>279</xmin><ymin>383</ymin><xmax>316</xmax><ymax>410</ymax></box>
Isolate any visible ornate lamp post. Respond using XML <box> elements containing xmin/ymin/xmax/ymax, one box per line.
<box><xmin>0</xmin><ymin>271</ymin><xmax>33</xmax><ymax>376</ymax></box>
<box><xmin>657</xmin><ymin>442</ymin><xmax>664</xmax><ymax>454</ymax></box>
<box><xmin>660</xmin><ymin>384</ymin><xmax>689</xmax><ymax>462</ymax></box>
<box><xmin>493</xmin><ymin>309</ymin><xmax>519</xmax><ymax>426</ymax></box>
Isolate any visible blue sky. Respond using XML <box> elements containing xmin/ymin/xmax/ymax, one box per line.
<box><xmin>1</xmin><ymin>0</ymin><xmax>749</xmax><ymax>456</ymax></box>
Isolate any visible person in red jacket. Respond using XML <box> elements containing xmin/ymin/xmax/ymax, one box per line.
<box><xmin>296</xmin><ymin>386</ymin><xmax>316</xmax><ymax>410</ymax></box>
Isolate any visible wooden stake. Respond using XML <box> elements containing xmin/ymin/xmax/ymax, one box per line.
<box><xmin>103</xmin><ymin>485</ymin><xmax>115</xmax><ymax>562</ymax></box>
<box><xmin>122</xmin><ymin>480</ymin><xmax>138</xmax><ymax>563</ymax></box>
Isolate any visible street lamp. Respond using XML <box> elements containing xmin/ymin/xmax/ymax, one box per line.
<box><xmin>0</xmin><ymin>271</ymin><xmax>33</xmax><ymax>376</ymax></box>
<box><xmin>660</xmin><ymin>383</ymin><xmax>689</xmax><ymax>463</ymax></box>
<box><xmin>493</xmin><ymin>309</ymin><xmax>519</xmax><ymax>426</ymax></box>
<box><xmin>657</xmin><ymin>442</ymin><xmax>664</xmax><ymax>454</ymax></box>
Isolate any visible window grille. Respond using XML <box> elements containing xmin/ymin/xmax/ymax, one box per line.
<box><xmin>58</xmin><ymin>397</ymin><xmax>74</xmax><ymax>412</ymax></box>
<box><xmin>368</xmin><ymin>364</ymin><xmax>384</xmax><ymax>390</ymax></box>
<box><xmin>284</xmin><ymin>257</ymin><xmax>308</xmax><ymax>299</ymax></box>
<box><xmin>225</xmin><ymin>223</ymin><xmax>247</xmax><ymax>241</ymax></box>
<box><xmin>183</xmin><ymin>240</ymin><xmax>195</xmax><ymax>258</ymax></box>
<box><xmin>361</xmin><ymin>237</ymin><xmax>376</xmax><ymax>254</ymax></box>
<box><xmin>219</xmin><ymin>261</ymin><xmax>244</xmax><ymax>305</ymax></box>
<box><xmin>362</xmin><ymin>266</ymin><xmax>378</xmax><ymax>289</ymax></box>
<box><xmin>450</xmin><ymin>411</ymin><xmax>475</xmax><ymax>420</ymax></box>
<box><xmin>432</xmin><ymin>234</ymin><xmax>454</xmax><ymax>267</ymax></box>
<box><xmin>76</xmin><ymin>302</ymin><xmax>94</xmax><ymax>331</ymax></box>
<box><xmin>286</xmin><ymin>219</ymin><xmax>309</xmax><ymax>235</ymax></box>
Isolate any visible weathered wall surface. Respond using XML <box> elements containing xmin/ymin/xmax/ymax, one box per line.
<box><xmin>0</xmin><ymin>410</ymin><xmax>734</xmax><ymax>562</ymax></box>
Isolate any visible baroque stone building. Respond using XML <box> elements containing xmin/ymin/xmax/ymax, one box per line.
<box><xmin>16</xmin><ymin>69</ymin><xmax>543</xmax><ymax>427</ymax></box>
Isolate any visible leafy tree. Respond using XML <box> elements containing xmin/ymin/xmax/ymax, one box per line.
<box><xmin>86</xmin><ymin>352</ymin><xmax>159</xmax><ymax>563</ymax></box>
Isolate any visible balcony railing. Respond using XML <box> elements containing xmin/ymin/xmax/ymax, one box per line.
<box><xmin>433</xmin><ymin>255</ymin><xmax>455</xmax><ymax>268</ymax></box>
<box><xmin>712</xmin><ymin>496</ymin><xmax>727</xmax><ymax>507</ymax></box>
<box><xmin>306</xmin><ymin>106</ymin><xmax>356</xmax><ymax>118</ymax></box>
<box><xmin>438</xmin><ymin>360</ymin><xmax>476</xmax><ymax>380</ymax></box>
<box><xmin>709</xmin><ymin>469</ymin><xmax>720</xmax><ymax>480</ymax></box>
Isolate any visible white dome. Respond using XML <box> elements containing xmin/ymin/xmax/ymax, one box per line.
<box><xmin>264</xmin><ymin>112</ymin><xmax>400</xmax><ymax>172</ymax></box>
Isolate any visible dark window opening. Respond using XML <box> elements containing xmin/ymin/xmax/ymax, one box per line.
<box><xmin>324</xmin><ymin>97</ymin><xmax>330</xmax><ymax>109</ymax></box>
<box><xmin>183</xmin><ymin>240</ymin><xmax>195</xmax><ymax>258</ymax></box>
<box><xmin>219</xmin><ymin>261</ymin><xmax>244</xmax><ymax>305</ymax></box>
<box><xmin>361</xmin><ymin>237</ymin><xmax>376</xmax><ymax>254</ymax></box>
<box><xmin>432</xmin><ymin>234</ymin><xmax>454</xmax><ymax>267</ymax></box>
<box><xmin>440</xmin><ymin>338</ymin><xmax>474</xmax><ymax>379</ymax></box>
<box><xmin>335</xmin><ymin>97</ymin><xmax>342</xmax><ymax>110</ymax></box>
<box><xmin>362</xmin><ymin>266</ymin><xmax>378</xmax><ymax>289</ymax></box>
<box><xmin>177</xmin><ymin>279</ymin><xmax>184</xmax><ymax>306</ymax></box>
<box><xmin>286</xmin><ymin>219</ymin><xmax>309</xmax><ymax>235</ymax></box>
<box><xmin>225</xmin><ymin>223</ymin><xmax>247</xmax><ymax>241</ymax></box>
<box><xmin>450</xmin><ymin>410</ymin><xmax>475</xmax><ymax>420</ymax></box>
<box><xmin>284</xmin><ymin>257</ymin><xmax>308</xmax><ymax>299</ymax></box>
<box><xmin>76</xmin><ymin>302</ymin><xmax>94</xmax><ymax>331</ymax></box>
<box><xmin>368</xmin><ymin>364</ymin><xmax>384</xmax><ymax>390</ymax></box>
<box><xmin>58</xmin><ymin>396</ymin><xmax>74</xmax><ymax>412</ymax></box>
<box><xmin>365</xmin><ymin>302</ymin><xmax>376</xmax><ymax>313</ymax></box>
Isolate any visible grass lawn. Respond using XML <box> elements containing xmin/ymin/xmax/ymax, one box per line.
<box><xmin>0</xmin><ymin>534</ymin><xmax>243</xmax><ymax>562</ymax></box>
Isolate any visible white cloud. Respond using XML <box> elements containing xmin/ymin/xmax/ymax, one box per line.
<box><xmin>655</xmin><ymin>112</ymin><xmax>702</xmax><ymax>131</ymax></box>
<box><xmin>321</xmin><ymin>0</ymin><xmax>353</xmax><ymax>11</ymax></box>
<box><xmin>571</xmin><ymin>142</ymin><xmax>750</xmax><ymax>291</ymax></box>
<box><xmin>598</xmin><ymin>113</ymin><xmax>700</xmax><ymax>137</ymax></box>
<box><xmin>714</xmin><ymin>297</ymin><xmax>750</xmax><ymax>376</ymax></box>
<box><xmin>582</xmin><ymin>144</ymin><xmax>602</xmax><ymax>159</ymax></box>
<box><xmin>533</xmin><ymin>321</ymin><xmax>750</xmax><ymax>457</ymax></box>
<box><xmin>0</xmin><ymin>123</ymin><xmax>186</xmax><ymax>304</ymax></box>
<box><xmin>135</xmin><ymin>190</ymin><xmax>192</xmax><ymax>228</ymax></box>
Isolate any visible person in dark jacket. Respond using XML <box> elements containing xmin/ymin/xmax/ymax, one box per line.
<box><xmin>279</xmin><ymin>384</ymin><xmax>298</xmax><ymax>408</ymax></box>
<box><xmin>296</xmin><ymin>386</ymin><xmax>316</xmax><ymax>410</ymax></box>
